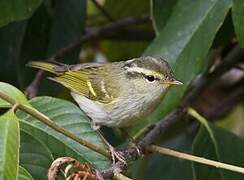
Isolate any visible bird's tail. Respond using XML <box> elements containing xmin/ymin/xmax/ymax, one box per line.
<box><xmin>27</xmin><ymin>61</ymin><xmax>58</xmax><ymax>74</ymax></box>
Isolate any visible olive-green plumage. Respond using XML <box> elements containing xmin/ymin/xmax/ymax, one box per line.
<box><xmin>28</xmin><ymin>61</ymin><xmax>120</xmax><ymax>103</ymax></box>
<box><xmin>28</xmin><ymin>57</ymin><xmax>182</xmax><ymax>129</ymax></box>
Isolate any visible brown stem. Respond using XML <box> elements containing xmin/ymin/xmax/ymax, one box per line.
<box><xmin>25</xmin><ymin>70</ymin><xmax>44</xmax><ymax>99</ymax></box>
<box><xmin>90</xmin><ymin>0</ymin><xmax>115</xmax><ymax>22</ymax></box>
<box><xmin>207</xmin><ymin>80</ymin><xmax>244</xmax><ymax>120</ymax></box>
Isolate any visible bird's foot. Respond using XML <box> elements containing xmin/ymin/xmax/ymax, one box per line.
<box><xmin>107</xmin><ymin>145</ymin><xmax>126</xmax><ymax>165</ymax></box>
<box><xmin>128</xmin><ymin>141</ymin><xmax>142</xmax><ymax>158</ymax></box>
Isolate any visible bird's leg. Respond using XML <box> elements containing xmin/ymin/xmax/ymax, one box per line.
<box><xmin>96</xmin><ymin>130</ymin><xmax>126</xmax><ymax>165</ymax></box>
<box><xmin>120</xmin><ymin>129</ymin><xmax>141</xmax><ymax>157</ymax></box>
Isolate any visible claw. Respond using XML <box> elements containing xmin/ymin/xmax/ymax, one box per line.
<box><xmin>134</xmin><ymin>145</ymin><xmax>141</xmax><ymax>157</ymax></box>
<box><xmin>96</xmin><ymin>129</ymin><xmax>127</xmax><ymax>165</ymax></box>
<box><xmin>108</xmin><ymin>145</ymin><xmax>126</xmax><ymax>165</ymax></box>
<box><xmin>128</xmin><ymin>141</ymin><xmax>141</xmax><ymax>158</ymax></box>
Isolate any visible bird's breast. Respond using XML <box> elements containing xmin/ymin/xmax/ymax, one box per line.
<box><xmin>101</xmin><ymin>92</ymin><xmax>164</xmax><ymax>127</ymax></box>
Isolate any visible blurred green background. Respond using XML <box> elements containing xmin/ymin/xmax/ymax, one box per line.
<box><xmin>0</xmin><ymin>0</ymin><xmax>244</xmax><ymax>179</ymax></box>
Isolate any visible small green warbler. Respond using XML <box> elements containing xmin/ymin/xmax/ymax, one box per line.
<box><xmin>28</xmin><ymin>56</ymin><xmax>182</xmax><ymax>130</ymax></box>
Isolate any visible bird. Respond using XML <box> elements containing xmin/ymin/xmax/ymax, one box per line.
<box><xmin>28</xmin><ymin>56</ymin><xmax>182</xmax><ymax>163</ymax></box>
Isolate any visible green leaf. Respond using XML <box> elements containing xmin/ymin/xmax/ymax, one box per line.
<box><xmin>0</xmin><ymin>82</ymin><xmax>30</xmax><ymax>108</ymax></box>
<box><xmin>0</xmin><ymin>0</ymin><xmax>42</xmax><ymax>27</ymax></box>
<box><xmin>25</xmin><ymin>0</ymin><xmax>87</xmax><ymax>96</ymax></box>
<box><xmin>193</xmin><ymin>124</ymin><xmax>244</xmax><ymax>180</ymax></box>
<box><xmin>19</xmin><ymin>130</ymin><xmax>53</xmax><ymax>180</ymax></box>
<box><xmin>104</xmin><ymin>0</ymin><xmax>149</xmax><ymax>20</ymax></box>
<box><xmin>0</xmin><ymin>1</ymin><xmax>86</xmax><ymax>93</ymax></box>
<box><xmin>101</xmin><ymin>40</ymin><xmax>149</xmax><ymax>61</ymax></box>
<box><xmin>217</xmin><ymin>104</ymin><xmax>244</xmax><ymax>135</ymax></box>
<box><xmin>232</xmin><ymin>0</ymin><xmax>244</xmax><ymax>47</ymax></box>
<box><xmin>47</xmin><ymin>0</ymin><xmax>86</xmax><ymax>57</ymax></box>
<box><xmin>0</xmin><ymin>22</ymin><xmax>27</xmax><ymax>88</ymax></box>
<box><xmin>17</xmin><ymin>96</ymin><xmax>110</xmax><ymax>170</ymax></box>
<box><xmin>0</xmin><ymin>110</ymin><xmax>20</xmax><ymax>180</ymax></box>
<box><xmin>17</xmin><ymin>4</ymin><xmax>51</xmax><ymax>89</ymax></box>
<box><xmin>130</xmin><ymin>0</ymin><xmax>232</xmax><ymax>133</ymax></box>
<box><xmin>18</xmin><ymin>166</ymin><xmax>34</xmax><ymax>180</ymax></box>
<box><xmin>151</xmin><ymin>0</ymin><xmax>177</xmax><ymax>35</ymax></box>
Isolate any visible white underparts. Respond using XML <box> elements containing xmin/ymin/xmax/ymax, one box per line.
<box><xmin>70</xmin><ymin>91</ymin><xmax>109</xmax><ymax>130</ymax></box>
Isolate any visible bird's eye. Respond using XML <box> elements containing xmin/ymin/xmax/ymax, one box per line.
<box><xmin>146</xmin><ymin>75</ymin><xmax>155</xmax><ymax>82</ymax></box>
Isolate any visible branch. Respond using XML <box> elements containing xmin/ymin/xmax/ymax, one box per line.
<box><xmin>90</xmin><ymin>0</ymin><xmax>115</xmax><ymax>22</ymax></box>
<box><xmin>25</xmin><ymin>15</ymin><xmax>151</xmax><ymax>98</ymax></box>
<box><xmin>0</xmin><ymin>91</ymin><xmax>110</xmax><ymax>158</ymax></box>
<box><xmin>100</xmin><ymin>29</ymin><xmax>154</xmax><ymax>41</ymax></box>
<box><xmin>207</xmin><ymin>80</ymin><xmax>244</xmax><ymax>120</ymax></box>
<box><xmin>101</xmin><ymin>45</ymin><xmax>244</xmax><ymax>178</ymax></box>
<box><xmin>51</xmin><ymin>15</ymin><xmax>151</xmax><ymax>60</ymax></box>
<box><xmin>149</xmin><ymin>145</ymin><xmax>244</xmax><ymax>175</ymax></box>
<box><xmin>181</xmin><ymin>45</ymin><xmax>244</xmax><ymax>108</ymax></box>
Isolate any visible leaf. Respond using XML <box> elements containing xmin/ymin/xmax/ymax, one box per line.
<box><xmin>19</xmin><ymin>130</ymin><xmax>53</xmax><ymax>180</ymax></box>
<box><xmin>0</xmin><ymin>110</ymin><xmax>20</xmax><ymax>180</ymax></box>
<box><xmin>151</xmin><ymin>0</ymin><xmax>178</xmax><ymax>35</ymax></box>
<box><xmin>25</xmin><ymin>0</ymin><xmax>87</xmax><ymax>96</ymax></box>
<box><xmin>17</xmin><ymin>96</ymin><xmax>110</xmax><ymax>170</ymax></box>
<box><xmin>101</xmin><ymin>40</ymin><xmax>149</xmax><ymax>61</ymax></box>
<box><xmin>193</xmin><ymin>124</ymin><xmax>244</xmax><ymax>180</ymax></box>
<box><xmin>47</xmin><ymin>0</ymin><xmax>86</xmax><ymax>57</ymax></box>
<box><xmin>104</xmin><ymin>0</ymin><xmax>149</xmax><ymax>20</ymax></box>
<box><xmin>0</xmin><ymin>0</ymin><xmax>42</xmax><ymax>27</ymax></box>
<box><xmin>217</xmin><ymin>104</ymin><xmax>244</xmax><ymax>135</ymax></box>
<box><xmin>130</xmin><ymin>0</ymin><xmax>232</xmax><ymax>133</ymax></box>
<box><xmin>17</xmin><ymin>3</ymin><xmax>51</xmax><ymax>89</ymax></box>
<box><xmin>0</xmin><ymin>1</ymin><xmax>87</xmax><ymax>94</ymax></box>
<box><xmin>232</xmin><ymin>0</ymin><xmax>244</xmax><ymax>47</ymax></box>
<box><xmin>0</xmin><ymin>82</ymin><xmax>30</xmax><ymax>108</ymax></box>
<box><xmin>0</xmin><ymin>22</ymin><xmax>27</xmax><ymax>88</ymax></box>
<box><xmin>18</xmin><ymin>166</ymin><xmax>34</xmax><ymax>180</ymax></box>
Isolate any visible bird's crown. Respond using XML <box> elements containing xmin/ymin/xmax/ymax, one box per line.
<box><xmin>123</xmin><ymin>56</ymin><xmax>176</xmax><ymax>83</ymax></box>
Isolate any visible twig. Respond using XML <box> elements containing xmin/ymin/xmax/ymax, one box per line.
<box><xmin>138</xmin><ymin>107</ymin><xmax>185</xmax><ymax>151</ymax></box>
<box><xmin>207</xmin><ymin>80</ymin><xmax>244</xmax><ymax>120</ymax></box>
<box><xmin>0</xmin><ymin>91</ymin><xmax>110</xmax><ymax>158</ymax></box>
<box><xmin>101</xmin><ymin>44</ymin><xmax>244</xmax><ymax>178</ymax></box>
<box><xmin>90</xmin><ymin>0</ymin><xmax>115</xmax><ymax>22</ymax></box>
<box><xmin>149</xmin><ymin>145</ymin><xmax>244</xmax><ymax>175</ymax></box>
<box><xmin>25</xmin><ymin>15</ymin><xmax>151</xmax><ymax>98</ymax></box>
<box><xmin>25</xmin><ymin>71</ymin><xmax>45</xmax><ymax>99</ymax></box>
<box><xmin>181</xmin><ymin>45</ymin><xmax>244</xmax><ymax>107</ymax></box>
<box><xmin>100</xmin><ymin>29</ymin><xmax>154</xmax><ymax>41</ymax></box>
<box><xmin>51</xmin><ymin>15</ymin><xmax>150</xmax><ymax>60</ymax></box>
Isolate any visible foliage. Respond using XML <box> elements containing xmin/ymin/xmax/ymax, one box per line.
<box><xmin>0</xmin><ymin>0</ymin><xmax>243</xmax><ymax>179</ymax></box>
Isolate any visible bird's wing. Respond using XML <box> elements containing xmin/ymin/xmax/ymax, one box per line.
<box><xmin>28</xmin><ymin>61</ymin><xmax>119</xmax><ymax>103</ymax></box>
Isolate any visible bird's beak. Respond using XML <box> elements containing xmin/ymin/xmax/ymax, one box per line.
<box><xmin>163</xmin><ymin>79</ymin><xmax>183</xmax><ymax>85</ymax></box>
